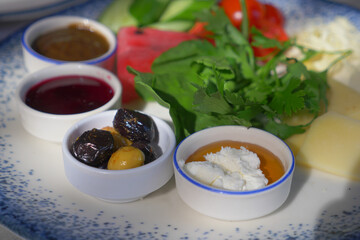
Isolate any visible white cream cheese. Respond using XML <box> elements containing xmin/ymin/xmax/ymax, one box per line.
<box><xmin>181</xmin><ymin>146</ymin><xmax>268</xmax><ymax>191</ymax></box>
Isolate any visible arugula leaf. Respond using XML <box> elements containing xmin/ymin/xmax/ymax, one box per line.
<box><xmin>129</xmin><ymin>0</ymin><xmax>170</xmax><ymax>27</ymax></box>
<box><xmin>151</xmin><ymin>39</ymin><xmax>217</xmax><ymax>73</ymax></box>
<box><xmin>129</xmin><ymin>68</ymin><xmax>169</xmax><ymax>106</ymax></box>
<box><xmin>194</xmin><ymin>6</ymin><xmax>232</xmax><ymax>34</ymax></box>
<box><xmin>193</xmin><ymin>87</ymin><xmax>232</xmax><ymax>114</ymax></box>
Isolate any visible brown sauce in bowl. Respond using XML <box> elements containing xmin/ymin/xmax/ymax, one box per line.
<box><xmin>186</xmin><ymin>140</ymin><xmax>285</xmax><ymax>185</ymax></box>
<box><xmin>31</xmin><ymin>23</ymin><xmax>110</xmax><ymax>61</ymax></box>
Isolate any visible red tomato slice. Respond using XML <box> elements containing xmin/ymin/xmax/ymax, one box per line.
<box><xmin>263</xmin><ymin>3</ymin><xmax>285</xmax><ymax>27</ymax></box>
<box><xmin>188</xmin><ymin>22</ymin><xmax>215</xmax><ymax>45</ymax></box>
<box><xmin>219</xmin><ymin>0</ymin><xmax>265</xmax><ymax>29</ymax></box>
<box><xmin>260</xmin><ymin>21</ymin><xmax>289</xmax><ymax>42</ymax></box>
<box><xmin>219</xmin><ymin>0</ymin><xmax>288</xmax><ymax>60</ymax></box>
<box><xmin>189</xmin><ymin>22</ymin><xmax>212</xmax><ymax>38</ymax></box>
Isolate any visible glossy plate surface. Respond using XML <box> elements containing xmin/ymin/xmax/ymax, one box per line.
<box><xmin>0</xmin><ymin>0</ymin><xmax>359</xmax><ymax>239</ymax></box>
<box><xmin>0</xmin><ymin>0</ymin><xmax>88</xmax><ymax>21</ymax></box>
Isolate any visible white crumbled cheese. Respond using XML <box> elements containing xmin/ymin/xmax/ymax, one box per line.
<box><xmin>183</xmin><ymin>146</ymin><xmax>268</xmax><ymax>191</ymax></box>
<box><xmin>287</xmin><ymin>17</ymin><xmax>360</xmax><ymax>92</ymax></box>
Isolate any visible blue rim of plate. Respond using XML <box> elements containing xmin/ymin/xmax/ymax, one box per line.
<box><xmin>0</xmin><ymin>0</ymin><xmax>360</xmax><ymax>239</ymax></box>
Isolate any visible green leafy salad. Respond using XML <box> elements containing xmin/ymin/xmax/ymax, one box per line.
<box><xmin>129</xmin><ymin>5</ymin><xmax>348</xmax><ymax>144</ymax></box>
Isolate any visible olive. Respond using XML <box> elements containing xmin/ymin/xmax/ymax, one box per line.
<box><xmin>131</xmin><ymin>141</ymin><xmax>162</xmax><ymax>164</ymax></box>
<box><xmin>71</xmin><ymin>128</ymin><xmax>114</xmax><ymax>167</ymax></box>
<box><xmin>102</xmin><ymin>126</ymin><xmax>132</xmax><ymax>150</ymax></box>
<box><xmin>107</xmin><ymin>146</ymin><xmax>145</xmax><ymax>170</ymax></box>
<box><xmin>98</xmin><ymin>160</ymin><xmax>109</xmax><ymax>169</ymax></box>
<box><xmin>113</xmin><ymin>108</ymin><xmax>158</xmax><ymax>143</ymax></box>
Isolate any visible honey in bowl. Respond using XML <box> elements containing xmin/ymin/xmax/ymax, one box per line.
<box><xmin>31</xmin><ymin>23</ymin><xmax>110</xmax><ymax>61</ymax></box>
<box><xmin>25</xmin><ymin>75</ymin><xmax>114</xmax><ymax>115</ymax></box>
<box><xmin>186</xmin><ymin>140</ymin><xmax>285</xmax><ymax>185</ymax></box>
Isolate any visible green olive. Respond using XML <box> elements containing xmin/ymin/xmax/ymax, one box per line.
<box><xmin>107</xmin><ymin>146</ymin><xmax>145</xmax><ymax>170</ymax></box>
<box><xmin>102</xmin><ymin>126</ymin><xmax>132</xmax><ymax>150</ymax></box>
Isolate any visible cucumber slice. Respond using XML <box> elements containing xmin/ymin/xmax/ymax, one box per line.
<box><xmin>159</xmin><ymin>0</ymin><xmax>193</xmax><ymax>21</ymax></box>
<box><xmin>149</xmin><ymin>20</ymin><xmax>194</xmax><ymax>32</ymax></box>
<box><xmin>160</xmin><ymin>0</ymin><xmax>215</xmax><ymax>22</ymax></box>
<box><xmin>98</xmin><ymin>0</ymin><xmax>137</xmax><ymax>33</ymax></box>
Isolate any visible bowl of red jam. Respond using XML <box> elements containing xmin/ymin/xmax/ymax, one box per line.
<box><xmin>22</xmin><ymin>15</ymin><xmax>116</xmax><ymax>73</ymax></box>
<box><xmin>16</xmin><ymin>63</ymin><xmax>122</xmax><ymax>142</ymax></box>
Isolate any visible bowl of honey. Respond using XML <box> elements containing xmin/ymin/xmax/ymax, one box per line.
<box><xmin>16</xmin><ymin>63</ymin><xmax>121</xmax><ymax>142</ymax></box>
<box><xmin>22</xmin><ymin>15</ymin><xmax>116</xmax><ymax>73</ymax></box>
<box><xmin>173</xmin><ymin>125</ymin><xmax>295</xmax><ymax>221</ymax></box>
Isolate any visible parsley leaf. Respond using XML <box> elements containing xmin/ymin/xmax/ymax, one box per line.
<box><xmin>270</xmin><ymin>77</ymin><xmax>305</xmax><ymax>116</ymax></box>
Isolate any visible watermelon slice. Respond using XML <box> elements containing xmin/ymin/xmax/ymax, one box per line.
<box><xmin>117</xmin><ymin>26</ymin><xmax>198</xmax><ymax>103</ymax></box>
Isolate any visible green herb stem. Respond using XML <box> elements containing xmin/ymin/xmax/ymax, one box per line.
<box><xmin>240</xmin><ymin>0</ymin><xmax>249</xmax><ymax>39</ymax></box>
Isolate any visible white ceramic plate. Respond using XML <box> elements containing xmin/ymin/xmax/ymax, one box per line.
<box><xmin>0</xmin><ymin>0</ymin><xmax>88</xmax><ymax>21</ymax></box>
<box><xmin>0</xmin><ymin>0</ymin><xmax>359</xmax><ymax>239</ymax></box>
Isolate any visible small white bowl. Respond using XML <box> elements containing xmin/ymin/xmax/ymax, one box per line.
<box><xmin>16</xmin><ymin>63</ymin><xmax>121</xmax><ymax>142</ymax></box>
<box><xmin>62</xmin><ymin>110</ymin><xmax>176</xmax><ymax>203</ymax></box>
<box><xmin>173</xmin><ymin>126</ymin><xmax>295</xmax><ymax>221</ymax></box>
<box><xmin>22</xmin><ymin>15</ymin><xmax>117</xmax><ymax>73</ymax></box>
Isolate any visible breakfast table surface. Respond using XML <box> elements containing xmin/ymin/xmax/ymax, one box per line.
<box><xmin>1</xmin><ymin>0</ymin><xmax>360</xmax><ymax>239</ymax></box>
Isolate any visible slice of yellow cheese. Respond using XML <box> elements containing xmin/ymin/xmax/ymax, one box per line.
<box><xmin>296</xmin><ymin>111</ymin><xmax>360</xmax><ymax>181</ymax></box>
<box><xmin>285</xmin><ymin>79</ymin><xmax>360</xmax><ymax>157</ymax></box>
<box><xmin>285</xmin><ymin>132</ymin><xmax>307</xmax><ymax>157</ymax></box>
<box><xmin>327</xmin><ymin>79</ymin><xmax>360</xmax><ymax>119</ymax></box>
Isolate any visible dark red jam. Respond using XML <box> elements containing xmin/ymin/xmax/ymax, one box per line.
<box><xmin>25</xmin><ymin>75</ymin><xmax>114</xmax><ymax>114</ymax></box>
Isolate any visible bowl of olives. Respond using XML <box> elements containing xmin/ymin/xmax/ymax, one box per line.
<box><xmin>62</xmin><ymin>108</ymin><xmax>176</xmax><ymax>203</ymax></box>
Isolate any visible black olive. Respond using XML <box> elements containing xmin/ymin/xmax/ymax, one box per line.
<box><xmin>131</xmin><ymin>141</ymin><xmax>162</xmax><ymax>164</ymax></box>
<box><xmin>98</xmin><ymin>160</ymin><xmax>109</xmax><ymax>169</ymax></box>
<box><xmin>113</xmin><ymin>108</ymin><xmax>158</xmax><ymax>143</ymax></box>
<box><xmin>71</xmin><ymin>128</ymin><xmax>114</xmax><ymax>167</ymax></box>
